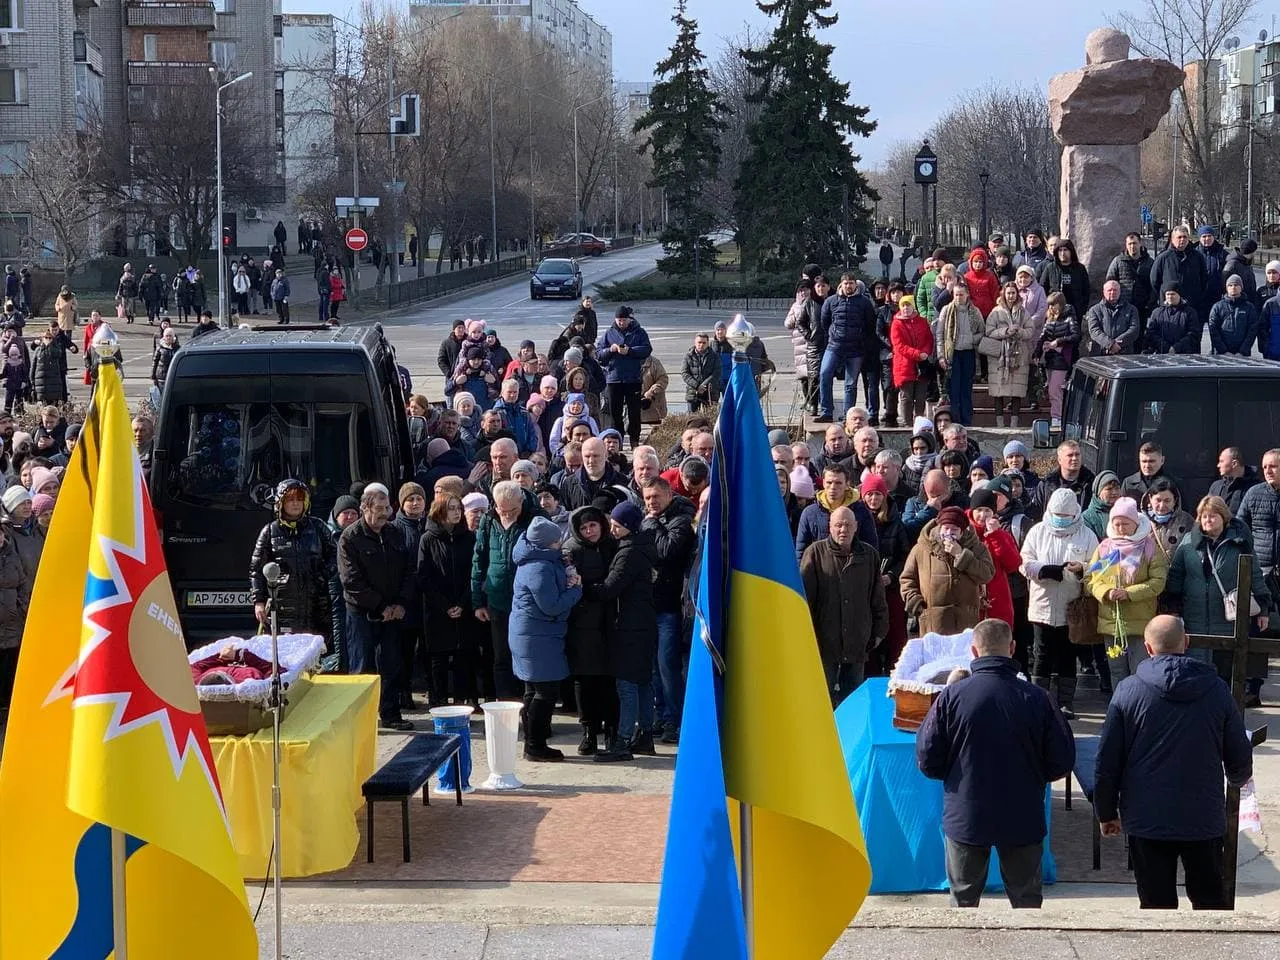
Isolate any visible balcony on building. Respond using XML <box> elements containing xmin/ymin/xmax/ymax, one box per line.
<box><xmin>73</xmin><ymin>0</ymin><xmax>103</xmax><ymax>10</ymax></box>
<box><xmin>126</xmin><ymin>1</ymin><xmax>217</xmax><ymax>30</ymax></box>
<box><xmin>73</xmin><ymin>30</ymin><xmax>105</xmax><ymax>75</ymax></box>
<box><xmin>127</xmin><ymin>60</ymin><xmax>215</xmax><ymax>84</ymax></box>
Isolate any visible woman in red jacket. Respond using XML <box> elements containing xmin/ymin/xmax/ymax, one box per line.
<box><xmin>889</xmin><ymin>295</ymin><xmax>934</xmax><ymax>424</ymax></box>
<box><xmin>967</xmin><ymin>487</ymin><xmax>1021</xmax><ymax>627</ymax></box>
<box><xmin>328</xmin><ymin>268</ymin><xmax>347</xmax><ymax>322</ymax></box>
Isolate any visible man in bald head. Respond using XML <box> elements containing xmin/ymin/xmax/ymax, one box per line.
<box><xmin>798</xmin><ymin>505</ymin><xmax>888</xmax><ymax>705</ymax></box>
<box><xmin>903</xmin><ymin>468</ymin><xmax>954</xmax><ymax>538</ymax></box>
<box><xmin>560</xmin><ymin>435</ymin><xmax>624</xmax><ymax>509</ymax></box>
<box><xmin>1095</xmin><ymin>615</ymin><xmax>1252</xmax><ymax>910</ymax></box>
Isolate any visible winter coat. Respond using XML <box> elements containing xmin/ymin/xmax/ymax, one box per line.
<box><xmin>889</xmin><ymin>311</ymin><xmax>934</xmax><ymax>388</ymax></box>
<box><xmin>1105</xmin><ymin>250</ymin><xmax>1155</xmax><ymax>315</ymax></box>
<box><xmin>471</xmin><ymin>503</ymin><xmax>536</xmax><ymax>613</ymax></box>
<box><xmin>1208</xmin><ymin>466</ymin><xmax>1262</xmax><ymax>516</ymax></box>
<box><xmin>563</xmin><ymin>509</ymin><xmax>617</xmax><ymax>676</ymax></box>
<box><xmin>54</xmin><ymin>292</ymin><xmax>77</xmax><ymax>332</ymax></box>
<box><xmin>799</xmin><ymin>538</ymin><xmax>888</xmax><ymax>670</ymax></box>
<box><xmin>964</xmin><ymin>253</ymin><xmax>1000</xmax><ymax>318</ymax></box>
<box><xmin>1080</xmin><ymin>471</ymin><xmax>1118</xmax><ymax>540</ymax></box>
<box><xmin>559</xmin><ymin>463</ymin><xmax>626</xmax><ymax>511</ymax></box>
<box><xmin>271</xmin><ymin>276</ymin><xmax>291</xmax><ymax>302</ymax></box>
<box><xmin>30</xmin><ymin>342</ymin><xmax>67</xmax><ymax>403</ymax></box>
<box><xmin>1149</xmin><ymin>246</ymin><xmax>1208</xmax><ymax>314</ymax></box>
<box><xmin>1039</xmin><ymin>259</ymin><xmax>1091</xmax><ymax>320</ymax></box>
<box><xmin>874</xmin><ymin>304</ymin><xmax>895</xmax><ymax>365</ymax></box>
<box><xmin>1222</xmin><ymin>251</ymin><xmax>1257</xmax><ymax>304</ymax></box>
<box><xmin>936</xmin><ymin>301</ymin><xmax>984</xmax><ymax>363</ymax></box>
<box><xmin>508</xmin><ymin>536</ymin><xmax>581</xmax><ymax>683</ymax></box>
<box><xmin>1198</xmin><ymin>240</ymin><xmax>1230</xmax><ymax>306</ymax></box>
<box><xmin>1095</xmin><ymin>655</ymin><xmax>1250</xmax><ymax>840</ymax></box>
<box><xmin>594</xmin><ymin>529</ymin><xmax>659</xmax><ymax>683</ymax></box>
<box><xmin>491</xmin><ymin>399</ymin><xmax>540</xmax><ymax>456</ymax></box>
<box><xmin>915</xmin><ymin>269</ymin><xmax>940</xmax><ymax>319</ymax></box>
<box><xmin>338</xmin><ymin>518</ymin><xmax>412</xmax><ymax>616</ymax></box>
<box><xmin>1020</xmin><ymin>519</ymin><xmax>1099</xmax><ymax>627</ymax></box>
<box><xmin>1085</xmin><ymin>300</ymin><xmax>1140</xmax><ymax>356</ymax></box>
<box><xmin>437</xmin><ymin>333</ymin><xmax>465</xmax><ymax>377</ymax></box>
<box><xmin>1120</xmin><ymin>467</ymin><xmax>1181</xmax><ymax>506</ymax></box>
<box><xmin>1083</xmin><ymin>537</ymin><xmax>1168</xmax><ymax>639</ymax></box>
<box><xmin>681</xmin><ymin>346</ymin><xmax>720</xmax><ymax>404</ymax></box>
<box><xmin>1030</xmin><ymin>466</ymin><xmax>1095</xmax><ymax>522</ymax></box>
<box><xmin>1018</xmin><ymin>280</ymin><xmax>1048</xmax><ymax>337</ymax></box>
<box><xmin>794</xmin><ymin>489</ymin><xmax>878</xmax><ymax>564</ymax></box>
<box><xmin>420</xmin><ymin>447</ymin><xmax>472</xmax><ymax>491</ymax></box>
<box><xmin>151</xmin><ymin>342</ymin><xmax>177</xmax><ymax>387</ymax></box>
<box><xmin>251</xmin><ymin>517</ymin><xmax>337</xmax><ymax>635</ymax></box>
<box><xmin>642</xmin><ymin>496</ymin><xmax>697</xmax><ymax>613</ymax></box>
<box><xmin>640</xmin><ymin>355</ymin><xmax>669</xmax><ymax>423</ymax></box>
<box><xmin>1166</xmin><ymin>518</ymin><xmax>1270</xmax><ymax>640</ymax></box>
<box><xmin>784</xmin><ymin>298</ymin><xmax>811</xmax><ymax>373</ymax></box>
<box><xmin>803</xmin><ymin>297</ymin><xmax>827</xmax><ymax>371</ymax></box>
<box><xmin>417</xmin><ymin>518</ymin><xmax>481</xmax><ymax>654</ymax></box>
<box><xmin>1034</xmin><ymin>308</ymin><xmax>1081</xmax><ymax>372</ymax></box>
<box><xmin>0</xmin><ymin>531</ymin><xmax>30</xmax><ymax>649</ymax></box>
<box><xmin>1147</xmin><ymin>508</ymin><xmax>1196</xmax><ymax>570</ymax></box>
<box><xmin>1261</xmin><ymin>296</ymin><xmax>1280</xmax><ymax>361</ymax></box>
<box><xmin>968</xmin><ymin>515</ymin><xmax>1021</xmax><ymax>627</ymax></box>
<box><xmin>1207</xmin><ymin>294</ymin><xmax>1259</xmax><ymax>355</ymax></box>
<box><xmin>983</xmin><ymin>302</ymin><xmax>1034</xmax><ymax>398</ymax></box>
<box><xmin>821</xmin><ymin>291</ymin><xmax>876</xmax><ymax>358</ymax></box>
<box><xmin>1143</xmin><ymin>302</ymin><xmax>1201</xmax><ymax>354</ymax></box>
<box><xmin>1236</xmin><ymin>480</ymin><xmax>1280</xmax><ymax>571</ymax></box>
<box><xmin>139</xmin><ymin>271</ymin><xmax>164</xmax><ymax>306</ymax></box>
<box><xmin>1015</xmin><ymin>246</ymin><xmax>1051</xmax><ymax>273</ymax></box>
<box><xmin>899</xmin><ymin>519</ymin><xmax>997</xmax><ymax>636</ymax></box>
<box><xmin>596</xmin><ymin>321</ymin><xmax>653</xmax><ymax>384</ymax></box>
<box><xmin>329</xmin><ymin>274</ymin><xmax>346</xmax><ymax>303</ymax></box>
<box><xmin>917</xmin><ymin>656</ymin><xmax>1074</xmax><ymax>847</ymax></box>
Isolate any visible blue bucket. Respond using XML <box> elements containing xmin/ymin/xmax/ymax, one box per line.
<box><xmin>429</xmin><ymin>705</ymin><xmax>475</xmax><ymax>794</ymax></box>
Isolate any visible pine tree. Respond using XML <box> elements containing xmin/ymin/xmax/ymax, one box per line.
<box><xmin>634</xmin><ymin>0</ymin><xmax>726</xmax><ymax>277</ymax></box>
<box><xmin>734</xmin><ymin>0</ymin><xmax>877</xmax><ymax>272</ymax></box>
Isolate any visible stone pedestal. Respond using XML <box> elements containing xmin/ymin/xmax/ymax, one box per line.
<box><xmin>1059</xmin><ymin>144</ymin><xmax>1140</xmax><ymax>290</ymax></box>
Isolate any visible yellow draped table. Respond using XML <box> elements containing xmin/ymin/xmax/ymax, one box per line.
<box><xmin>209</xmin><ymin>674</ymin><xmax>380</xmax><ymax>878</ymax></box>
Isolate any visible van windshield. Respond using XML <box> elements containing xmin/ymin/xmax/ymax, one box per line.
<box><xmin>162</xmin><ymin>400</ymin><xmax>375</xmax><ymax>511</ymax></box>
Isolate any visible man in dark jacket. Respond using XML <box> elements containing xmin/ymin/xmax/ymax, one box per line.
<box><xmin>1208</xmin><ymin>446</ymin><xmax>1262</xmax><ymax>515</ymax></box>
<box><xmin>338</xmin><ymin>484</ymin><xmax>414</xmax><ymax>730</ymax></box>
<box><xmin>1236</xmin><ymin>448</ymin><xmax>1280</xmax><ymax>705</ymax></box>
<box><xmin>1143</xmin><ymin>283</ymin><xmax>1201</xmax><ymax>355</ymax></box>
<box><xmin>1207</xmin><ymin>274</ymin><xmax>1259</xmax><ymax>355</ymax></box>
<box><xmin>1223</xmin><ymin>239</ymin><xmax>1258</xmax><ymax>305</ymax></box>
<box><xmin>190</xmin><ymin>310</ymin><xmax>220</xmax><ymax>339</ymax></box>
<box><xmin>641</xmin><ymin>477</ymin><xmax>697</xmax><ymax>742</ymax></box>
<box><xmin>1150</xmin><ymin>227</ymin><xmax>1208</xmax><ymax>320</ymax></box>
<box><xmin>595</xmin><ymin>305</ymin><xmax>652</xmax><ymax>448</ymax></box>
<box><xmin>1085</xmin><ymin>280</ymin><xmax>1141</xmax><ymax>356</ymax></box>
<box><xmin>1030</xmin><ymin>440</ymin><xmax>1095</xmax><ymax>521</ymax></box>
<box><xmin>437</xmin><ymin>319</ymin><xmax>467</xmax><ymax>376</ymax></box>
<box><xmin>878</xmin><ymin>241</ymin><xmax>894</xmax><ymax>279</ymax></box>
<box><xmin>1095</xmin><ymin>615</ymin><xmax>1251</xmax><ymax>909</ymax></box>
<box><xmin>681</xmin><ymin>332</ymin><xmax>720</xmax><ymax>412</ymax></box>
<box><xmin>799</xmin><ymin>505</ymin><xmax>888</xmax><ymax>704</ymax></box>
<box><xmin>794</xmin><ymin>463</ymin><xmax>878</xmax><ymax>561</ymax></box>
<box><xmin>560</xmin><ymin>437</ymin><xmax>626</xmax><ymax>509</ymax></box>
<box><xmin>917</xmin><ymin>618</ymin><xmax>1074</xmax><ymax>908</ymax></box>
<box><xmin>816</xmin><ymin>274</ymin><xmax>876</xmax><ymax>423</ymax></box>
<box><xmin>1121</xmin><ymin>441</ymin><xmax>1182</xmax><ymax>504</ymax></box>
<box><xmin>1105</xmin><ymin>233</ymin><xmax>1155</xmax><ymax>323</ymax></box>
<box><xmin>1195</xmin><ymin>225</ymin><xmax>1229</xmax><ymax>315</ymax></box>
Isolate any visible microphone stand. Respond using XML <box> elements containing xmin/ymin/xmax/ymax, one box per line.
<box><xmin>264</xmin><ymin>569</ymin><xmax>286</xmax><ymax>960</ymax></box>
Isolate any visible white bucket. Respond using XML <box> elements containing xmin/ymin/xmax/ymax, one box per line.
<box><xmin>480</xmin><ymin>700</ymin><xmax>524</xmax><ymax>790</ymax></box>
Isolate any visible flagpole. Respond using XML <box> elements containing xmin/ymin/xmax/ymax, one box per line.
<box><xmin>739</xmin><ymin>802</ymin><xmax>755</xmax><ymax>959</ymax></box>
<box><xmin>111</xmin><ymin>828</ymin><xmax>128</xmax><ymax>960</ymax></box>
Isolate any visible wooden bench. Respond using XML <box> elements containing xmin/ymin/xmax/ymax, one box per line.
<box><xmin>362</xmin><ymin>732</ymin><xmax>463</xmax><ymax>863</ymax></box>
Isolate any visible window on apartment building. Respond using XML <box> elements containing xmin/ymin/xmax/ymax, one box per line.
<box><xmin>273</xmin><ymin>36</ymin><xmax>283</xmax><ymax>63</ymax></box>
<box><xmin>0</xmin><ymin>141</ymin><xmax>26</xmax><ymax>175</ymax></box>
<box><xmin>0</xmin><ymin>0</ymin><xmax>23</xmax><ymax>30</ymax></box>
<box><xmin>0</xmin><ymin>214</ymin><xmax>29</xmax><ymax>259</ymax></box>
<box><xmin>210</xmin><ymin>40</ymin><xmax>237</xmax><ymax>72</ymax></box>
<box><xmin>143</xmin><ymin>34</ymin><xmax>159</xmax><ymax>62</ymax></box>
<box><xmin>212</xmin><ymin>0</ymin><xmax>235</xmax><ymax>13</ymax></box>
<box><xmin>0</xmin><ymin>69</ymin><xmax>27</xmax><ymax>104</ymax></box>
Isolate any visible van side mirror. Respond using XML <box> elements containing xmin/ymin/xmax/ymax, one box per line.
<box><xmin>1031</xmin><ymin>418</ymin><xmax>1055</xmax><ymax>449</ymax></box>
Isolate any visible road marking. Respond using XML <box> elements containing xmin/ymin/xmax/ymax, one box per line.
<box><xmin>500</xmin><ymin>294</ymin><xmax>531</xmax><ymax>308</ymax></box>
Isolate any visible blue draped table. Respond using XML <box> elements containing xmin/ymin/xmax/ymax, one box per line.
<box><xmin>835</xmin><ymin>677</ymin><xmax>1057</xmax><ymax>894</ymax></box>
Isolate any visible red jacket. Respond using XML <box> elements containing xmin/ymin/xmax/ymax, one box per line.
<box><xmin>965</xmin><ymin>250</ymin><xmax>1000</xmax><ymax>318</ymax></box>
<box><xmin>890</xmin><ymin>311</ymin><xmax>934</xmax><ymax>387</ymax></box>
<box><xmin>660</xmin><ymin>466</ymin><xmax>692</xmax><ymax>498</ymax></box>
<box><xmin>329</xmin><ymin>274</ymin><xmax>347</xmax><ymax>303</ymax></box>
<box><xmin>967</xmin><ymin>511</ymin><xmax>1021</xmax><ymax>627</ymax></box>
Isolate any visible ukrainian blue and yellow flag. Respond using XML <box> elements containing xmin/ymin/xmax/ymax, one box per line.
<box><xmin>652</xmin><ymin>358</ymin><xmax>871</xmax><ymax>959</ymax></box>
<box><xmin>0</xmin><ymin>354</ymin><xmax>256</xmax><ymax>958</ymax></box>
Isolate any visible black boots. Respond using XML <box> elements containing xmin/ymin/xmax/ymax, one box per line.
<box><xmin>629</xmin><ymin>728</ymin><xmax>656</xmax><ymax>757</ymax></box>
<box><xmin>578</xmin><ymin>722</ymin><xmax>599</xmax><ymax>756</ymax></box>
<box><xmin>594</xmin><ymin>725</ymin><xmax>633</xmax><ymax>762</ymax></box>
<box><xmin>1056</xmin><ymin>677</ymin><xmax>1078</xmax><ymax>720</ymax></box>
<box><xmin>522</xmin><ymin>698</ymin><xmax>563</xmax><ymax>762</ymax></box>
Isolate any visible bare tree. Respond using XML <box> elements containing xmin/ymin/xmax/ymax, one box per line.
<box><xmin>704</xmin><ymin>25</ymin><xmax>767</xmax><ymax>231</ymax></box>
<box><xmin>5</xmin><ymin>136</ymin><xmax>111</xmax><ymax>279</ymax></box>
<box><xmin>1111</xmin><ymin>0</ymin><xmax>1261</xmax><ymax>223</ymax></box>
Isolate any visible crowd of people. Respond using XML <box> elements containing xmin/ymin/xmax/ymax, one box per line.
<box><xmin>791</xmin><ymin>227</ymin><xmax>1280</xmax><ymax>431</ymax></box>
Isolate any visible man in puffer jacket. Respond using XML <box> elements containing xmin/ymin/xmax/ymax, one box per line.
<box><xmin>1143</xmin><ymin>283</ymin><xmax>1201</xmax><ymax>355</ymax></box>
<box><xmin>1105</xmin><ymin>232</ymin><xmax>1156</xmax><ymax>323</ymax></box>
<box><xmin>1207</xmin><ymin>275</ymin><xmax>1259</xmax><ymax>356</ymax></box>
<box><xmin>816</xmin><ymin>273</ymin><xmax>876</xmax><ymax>423</ymax></box>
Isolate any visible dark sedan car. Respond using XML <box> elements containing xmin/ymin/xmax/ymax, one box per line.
<box><xmin>530</xmin><ymin>258</ymin><xmax>583</xmax><ymax>299</ymax></box>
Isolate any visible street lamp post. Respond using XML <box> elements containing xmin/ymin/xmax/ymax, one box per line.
<box><xmin>900</xmin><ymin>182</ymin><xmax>907</xmax><ymax>239</ymax></box>
<box><xmin>214</xmin><ymin>70</ymin><xmax>252</xmax><ymax>328</ymax></box>
<box><xmin>978</xmin><ymin>168</ymin><xmax>990</xmax><ymax>243</ymax></box>
<box><xmin>574</xmin><ymin>92</ymin><xmax>609</xmax><ymax>240</ymax></box>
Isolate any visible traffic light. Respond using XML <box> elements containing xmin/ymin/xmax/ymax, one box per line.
<box><xmin>222</xmin><ymin>223</ymin><xmax>236</xmax><ymax>250</ymax></box>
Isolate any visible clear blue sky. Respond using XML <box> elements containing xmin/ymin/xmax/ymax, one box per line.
<box><xmin>285</xmin><ymin>0</ymin><xmax>1131</xmax><ymax>165</ymax></box>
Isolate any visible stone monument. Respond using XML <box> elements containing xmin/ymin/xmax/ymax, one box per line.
<box><xmin>1049</xmin><ymin>28</ymin><xmax>1183</xmax><ymax>291</ymax></box>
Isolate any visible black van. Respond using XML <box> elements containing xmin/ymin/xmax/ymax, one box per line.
<box><xmin>150</xmin><ymin>324</ymin><xmax>415</xmax><ymax>641</ymax></box>
<box><xmin>1033</xmin><ymin>355</ymin><xmax>1280</xmax><ymax>503</ymax></box>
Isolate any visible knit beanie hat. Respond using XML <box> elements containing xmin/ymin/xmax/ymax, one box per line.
<box><xmin>971</xmin><ymin>455</ymin><xmax>994</xmax><ymax>477</ymax></box>
<box><xmin>31</xmin><ymin>494</ymin><xmax>54</xmax><ymax>517</ymax></box>
<box><xmin>2</xmin><ymin>486</ymin><xmax>30</xmax><ymax>514</ymax></box>
<box><xmin>789</xmin><ymin>465</ymin><xmax>815</xmax><ymax>499</ymax></box>
<box><xmin>363</xmin><ymin>482</ymin><xmax>390</xmax><ymax>499</ymax></box>
<box><xmin>540</xmin><ymin>374</ymin><xmax>559</xmax><ymax>391</ymax></box>
<box><xmin>610</xmin><ymin>500</ymin><xmax>644</xmax><ymax>533</ymax></box>
<box><xmin>1047</xmin><ymin>487</ymin><xmax>1080</xmax><ymax>518</ymax></box>
<box><xmin>524</xmin><ymin>516</ymin><xmax>562</xmax><ymax>550</ymax></box>
<box><xmin>767</xmin><ymin>428</ymin><xmax>790</xmax><ymax>448</ymax></box>
<box><xmin>331</xmin><ymin>494</ymin><xmax>358</xmax><ymax>519</ymax></box>
<box><xmin>1241</xmin><ymin>239</ymin><xmax>1259</xmax><ymax>256</ymax></box>
<box><xmin>913</xmin><ymin>416</ymin><xmax>934</xmax><ymax>437</ymax></box>
<box><xmin>1226</xmin><ymin>274</ymin><xmax>1244</xmax><ymax>289</ymax></box>
<box><xmin>564</xmin><ymin>347</ymin><xmax>584</xmax><ymax>365</ymax></box>
<box><xmin>398</xmin><ymin>482</ymin><xmax>425</xmax><ymax>505</ymax></box>
<box><xmin>969</xmin><ymin>488</ymin><xmax>997</xmax><ymax>512</ymax></box>
<box><xmin>859</xmin><ymin>473</ymin><xmax>888</xmax><ymax>498</ymax></box>
<box><xmin>937</xmin><ymin>505</ymin><xmax>968</xmax><ymax>529</ymax></box>
<box><xmin>1109</xmin><ymin>497</ymin><xmax>1140</xmax><ymax>524</ymax></box>
<box><xmin>462</xmin><ymin>492</ymin><xmax>489</xmax><ymax>512</ymax></box>
<box><xmin>512</xmin><ymin>459</ymin><xmax>538</xmax><ymax>480</ymax></box>
<box><xmin>426</xmin><ymin>437</ymin><xmax>451</xmax><ymax>463</ymax></box>
<box><xmin>465</xmin><ymin>319</ymin><xmax>485</xmax><ymax>337</ymax></box>
<box><xmin>1002</xmin><ymin>439</ymin><xmax>1029</xmax><ymax>459</ymax></box>
<box><xmin>898</xmin><ymin>294</ymin><xmax>916</xmax><ymax>309</ymax></box>
<box><xmin>599</xmin><ymin>428</ymin><xmax>622</xmax><ymax>444</ymax></box>
<box><xmin>452</xmin><ymin>391</ymin><xmax>476</xmax><ymax>411</ymax></box>
<box><xmin>464</xmin><ymin>343</ymin><xmax>485</xmax><ymax>360</ymax></box>
<box><xmin>29</xmin><ymin>466</ymin><xmax>57</xmax><ymax>495</ymax></box>
<box><xmin>1266</xmin><ymin>260</ymin><xmax>1280</xmax><ymax>274</ymax></box>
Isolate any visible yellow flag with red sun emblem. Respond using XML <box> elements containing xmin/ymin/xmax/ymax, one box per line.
<box><xmin>0</xmin><ymin>357</ymin><xmax>257</xmax><ymax>958</ymax></box>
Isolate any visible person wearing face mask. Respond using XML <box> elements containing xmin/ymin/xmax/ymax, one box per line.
<box><xmin>1083</xmin><ymin>497</ymin><xmax>1169</xmax><ymax>683</ymax></box>
<box><xmin>1021</xmin><ymin>489</ymin><xmax>1100</xmax><ymax>717</ymax></box>
<box><xmin>1141</xmin><ymin>479</ymin><xmax>1196</xmax><ymax>572</ymax></box>
<box><xmin>901</xmin><ymin>505</ymin><xmax>996</xmax><ymax>635</ymax></box>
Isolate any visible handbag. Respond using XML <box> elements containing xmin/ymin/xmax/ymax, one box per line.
<box><xmin>1066</xmin><ymin>594</ymin><xmax>1100</xmax><ymax>645</ymax></box>
<box><xmin>976</xmin><ymin>335</ymin><xmax>1004</xmax><ymax>358</ymax></box>
<box><xmin>1209</xmin><ymin>549</ymin><xmax>1261</xmax><ymax>622</ymax></box>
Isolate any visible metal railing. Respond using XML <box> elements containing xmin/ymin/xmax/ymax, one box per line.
<box><xmin>384</xmin><ymin>255</ymin><xmax>527</xmax><ymax>308</ymax></box>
